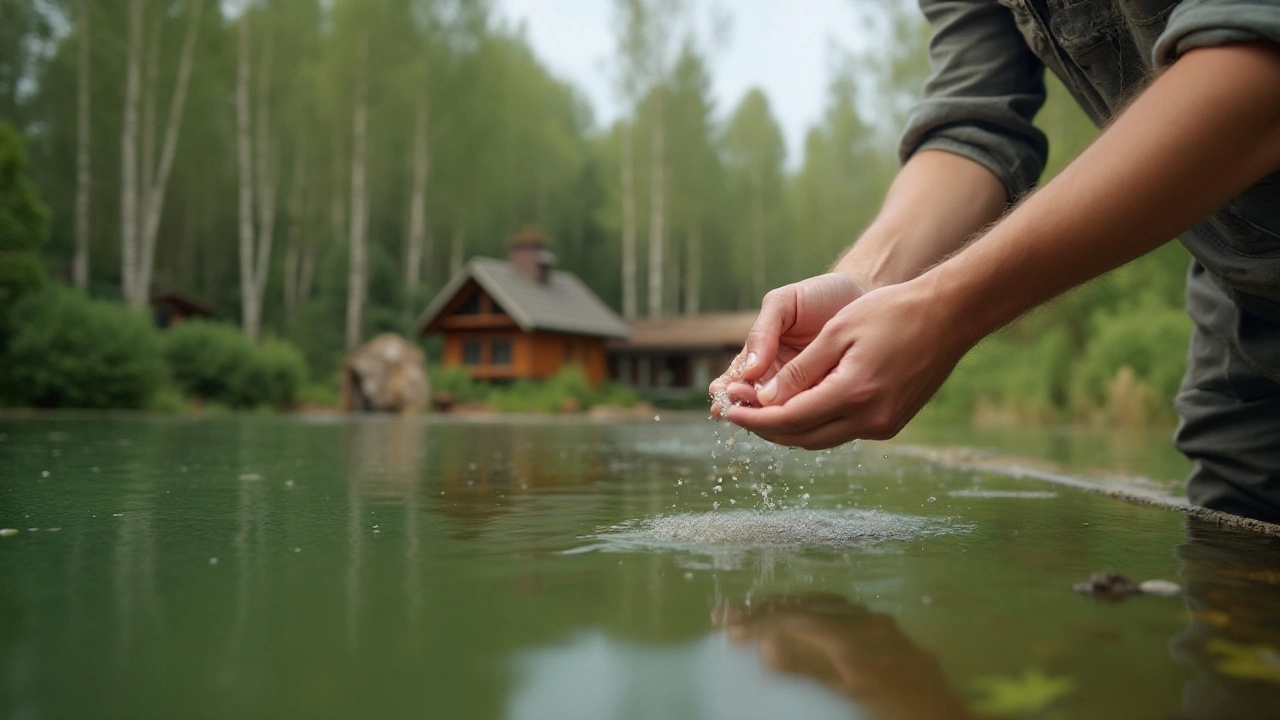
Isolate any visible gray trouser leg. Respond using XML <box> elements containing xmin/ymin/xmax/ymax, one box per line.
<box><xmin>1175</xmin><ymin>263</ymin><xmax>1280</xmax><ymax>523</ymax></box>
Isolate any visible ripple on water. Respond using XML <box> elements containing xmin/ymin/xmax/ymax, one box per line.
<box><xmin>578</xmin><ymin>508</ymin><xmax>972</xmax><ymax>554</ymax></box>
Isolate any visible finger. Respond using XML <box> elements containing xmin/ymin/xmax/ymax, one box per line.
<box><xmin>725</xmin><ymin>368</ymin><xmax>857</xmax><ymax>435</ymax></box>
<box><xmin>724</xmin><ymin>381</ymin><xmax>759</xmax><ymax>407</ymax></box>
<box><xmin>754</xmin><ymin>325</ymin><xmax>847</xmax><ymax>406</ymax></box>
<box><xmin>759</xmin><ymin>416</ymin><xmax>868</xmax><ymax>450</ymax></box>
<box><xmin>709</xmin><ymin>350</ymin><xmax>746</xmax><ymax>393</ymax></box>
<box><xmin>739</xmin><ymin>288</ymin><xmax>796</xmax><ymax>383</ymax></box>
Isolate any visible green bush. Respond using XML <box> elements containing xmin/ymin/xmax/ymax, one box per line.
<box><xmin>591</xmin><ymin>381</ymin><xmax>641</xmax><ymax>409</ymax></box>
<box><xmin>0</xmin><ymin>250</ymin><xmax>46</xmax><ymax>339</ymax></box>
<box><xmin>165</xmin><ymin>321</ymin><xmax>308</xmax><ymax>410</ymax></box>
<box><xmin>164</xmin><ymin>320</ymin><xmax>259</xmax><ymax>407</ymax></box>
<box><xmin>1</xmin><ymin>287</ymin><xmax>165</xmax><ymax>409</ymax></box>
<box><xmin>247</xmin><ymin>338</ymin><xmax>308</xmax><ymax>409</ymax></box>
<box><xmin>428</xmin><ymin>363</ymin><xmax>486</xmax><ymax>404</ymax></box>
<box><xmin>1071</xmin><ymin>302</ymin><xmax>1191</xmax><ymax>420</ymax></box>
<box><xmin>931</xmin><ymin>328</ymin><xmax>1072</xmax><ymax>422</ymax></box>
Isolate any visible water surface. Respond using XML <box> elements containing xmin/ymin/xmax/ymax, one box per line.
<box><xmin>3</xmin><ymin>415</ymin><xmax>1280</xmax><ymax>719</ymax></box>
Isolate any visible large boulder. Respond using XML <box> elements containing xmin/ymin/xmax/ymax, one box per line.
<box><xmin>342</xmin><ymin>333</ymin><xmax>430</xmax><ymax>414</ymax></box>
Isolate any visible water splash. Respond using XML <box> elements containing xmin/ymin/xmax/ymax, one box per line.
<box><xmin>589</xmin><ymin>508</ymin><xmax>972</xmax><ymax>553</ymax></box>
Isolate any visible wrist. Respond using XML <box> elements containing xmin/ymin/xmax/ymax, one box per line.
<box><xmin>832</xmin><ymin>227</ymin><xmax>911</xmax><ymax>290</ymax></box>
<box><xmin>912</xmin><ymin>259</ymin><xmax>1001</xmax><ymax>354</ymax></box>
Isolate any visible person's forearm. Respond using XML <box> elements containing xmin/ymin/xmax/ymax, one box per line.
<box><xmin>834</xmin><ymin>149</ymin><xmax>1008</xmax><ymax>288</ymax></box>
<box><xmin>926</xmin><ymin>42</ymin><xmax>1280</xmax><ymax>346</ymax></box>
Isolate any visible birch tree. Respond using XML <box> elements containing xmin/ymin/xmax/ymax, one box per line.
<box><xmin>119</xmin><ymin>0</ymin><xmax>205</xmax><ymax>311</ymax></box>
<box><xmin>236</xmin><ymin>8</ymin><xmax>279</xmax><ymax>343</ymax></box>
<box><xmin>345</xmin><ymin>37</ymin><xmax>369</xmax><ymax>354</ymax></box>
<box><xmin>72</xmin><ymin>0</ymin><xmax>91</xmax><ymax>291</ymax></box>
<box><xmin>404</xmin><ymin>88</ymin><xmax>430</xmax><ymax>301</ymax></box>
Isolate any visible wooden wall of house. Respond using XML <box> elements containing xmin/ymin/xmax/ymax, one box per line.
<box><xmin>442</xmin><ymin>330</ymin><xmax>607</xmax><ymax>385</ymax></box>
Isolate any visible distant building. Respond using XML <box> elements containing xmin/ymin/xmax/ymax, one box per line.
<box><xmin>416</xmin><ymin>231</ymin><xmax>629</xmax><ymax>385</ymax></box>
<box><xmin>150</xmin><ymin>290</ymin><xmax>218</xmax><ymax>330</ymax></box>
<box><xmin>608</xmin><ymin>312</ymin><xmax>759</xmax><ymax>397</ymax></box>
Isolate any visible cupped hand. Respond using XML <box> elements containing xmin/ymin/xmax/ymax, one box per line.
<box><xmin>708</xmin><ymin>273</ymin><xmax>867</xmax><ymax>417</ymax></box>
<box><xmin>725</xmin><ymin>278</ymin><xmax>974</xmax><ymax>448</ymax></box>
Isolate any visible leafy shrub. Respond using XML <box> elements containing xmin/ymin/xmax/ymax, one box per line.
<box><xmin>591</xmin><ymin>381</ymin><xmax>640</xmax><ymax>409</ymax></box>
<box><xmin>164</xmin><ymin>320</ymin><xmax>259</xmax><ymax>407</ymax></box>
<box><xmin>428</xmin><ymin>363</ymin><xmax>486</xmax><ymax>404</ymax></box>
<box><xmin>247</xmin><ymin>338</ymin><xmax>308</xmax><ymax>409</ymax></box>
<box><xmin>931</xmin><ymin>328</ymin><xmax>1072</xmax><ymax>422</ymax></box>
<box><xmin>1</xmin><ymin>287</ymin><xmax>165</xmax><ymax>409</ymax></box>
<box><xmin>165</xmin><ymin>321</ymin><xmax>308</xmax><ymax>409</ymax></box>
<box><xmin>0</xmin><ymin>250</ymin><xmax>46</xmax><ymax>339</ymax></box>
<box><xmin>297</xmin><ymin>380</ymin><xmax>340</xmax><ymax>408</ymax></box>
<box><xmin>1071</xmin><ymin>303</ymin><xmax>1191</xmax><ymax>422</ymax></box>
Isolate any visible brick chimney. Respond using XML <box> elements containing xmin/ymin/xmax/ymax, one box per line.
<box><xmin>508</xmin><ymin>228</ymin><xmax>555</xmax><ymax>284</ymax></box>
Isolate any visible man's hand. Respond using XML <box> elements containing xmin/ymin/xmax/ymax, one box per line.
<box><xmin>708</xmin><ymin>273</ymin><xmax>867</xmax><ymax>416</ymax></box>
<box><xmin>723</xmin><ymin>279</ymin><xmax>971</xmax><ymax>448</ymax></box>
<box><xmin>718</xmin><ymin>42</ymin><xmax>1280</xmax><ymax>450</ymax></box>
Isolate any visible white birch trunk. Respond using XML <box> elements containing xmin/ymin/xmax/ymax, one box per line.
<box><xmin>139</xmin><ymin>15</ymin><xmax>159</xmax><ymax>226</ymax></box>
<box><xmin>405</xmin><ymin>96</ymin><xmax>429</xmax><ymax>295</ymax></box>
<box><xmin>73</xmin><ymin>0</ymin><xmax>92</xmax><ymax>291</ymax></box>
<box><xmin>345</xmin><ymin>39</ymin><xmax>369</xmax><ymax>355</ymax></box>
<box><xmin>646</xmin><ymin>94</ymin><xmax>665</xmax><ymax>318</ymax></box>
<box><xmin>619</xmin><ymin>124</ymin><xmax>637</xmax><ymax>320</ymax></box>
<box><xmin>283</xmin><ymin>148</ymin><xmax>304</xmax><ymax>324</ymax></box>
<box><xmin>250</xmin><ymin>29</ymin><xmax>277</xmax><ymax>342</ymax></box>
<box><xmin>133</xmin><ymin>0</ymin><xmax>204</xmax><ymax>310</ymax></box>
<box><xmin>119</xmin><ymin>0</ymin><xmax>143</xmax><ymax>305</ymax></box>
<box><xmin>236</xmin><ymin>14</ymin><xmax>257</xmax><ymax>340</ymax></box>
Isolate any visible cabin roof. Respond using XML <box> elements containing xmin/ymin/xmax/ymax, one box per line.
<box><xmin>150</xmin><ymin>290</ymin><xmax>219</xmax><ymax>318</ymax></box>
<box><xmin>607</xmin><ymin>311</ymin><xmax>759</xmax><ymax>352</ymax></box>
<box><xmin>417</xmin><ymin>257</ymin><xmax>629</xmax><ymax>339</ymax></box>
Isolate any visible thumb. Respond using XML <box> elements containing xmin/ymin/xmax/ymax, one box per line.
<box><xmin>755</xmin><ymin>326</ymin><xmax>846</xmax><ymax>406</ymax></box>
<box><xmin>740</xmin><ymin>288</ymin><xmax>795</xmax><ymax>383</ymax></box>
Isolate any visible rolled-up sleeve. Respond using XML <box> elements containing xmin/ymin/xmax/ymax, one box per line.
<box><xmin>900</xmin><ymin>0</ymin><xmax>1049</xmax><ymax>201</ymax></box>
<box><xmin>1154</xmin><ymin>0</ymin><xmax>1280</xmax><ymax>68</ymax></box>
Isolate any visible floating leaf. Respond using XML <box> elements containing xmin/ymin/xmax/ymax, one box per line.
<box><xmin>1207</xmin><ymin>639</ymin><xmax>1280</xmax><ymax>684</ymax></box>
<box><xmin>971</xmin><ymin>669</ymin><xmax>1075</xmax><ymax>716</ymax></box>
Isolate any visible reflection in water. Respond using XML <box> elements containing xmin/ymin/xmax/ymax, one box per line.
<box><xmin>1173</xmin><ymin>519</ymin><xmax>1280</xmax><ymax>719</ymax></box>
<box><xmin>508</xmin><ymin>631</ymin><xmax>860</xmax><ymax>720</ymax></box>
<box><xmin>12</xmin><ymin>416</ymin><xmax>1280</xmax><ymax>720</ymax></box>
<box><xmin>715</xmin><ymin>594</ymin><xmax>974</xmax><ymax>720</ymax></box>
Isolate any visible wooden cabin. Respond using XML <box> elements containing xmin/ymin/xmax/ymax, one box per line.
<box><xmin>417</xmin><ymin>232</ymin><xmax>629</xmax><ymax>385</ymax></box>
<box><xmin>607</xmin><ymin>312</ymin><xmax>759</xmax><ymax>397</ymax></box>
<box><xmin>150</xmin><ymin>290</ymin><xmax>218</xmax><ymax>330</ymax></box>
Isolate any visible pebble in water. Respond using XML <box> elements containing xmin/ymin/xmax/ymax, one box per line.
<box><xmin>1138</xmin><ymin>579</ymin><xmax>1182</xmax><ymax>597</ymax></box>
<box><xmin>0</xmin><ymin>528</ymin><xmax>18</xmax><ymax>537</ymax></box>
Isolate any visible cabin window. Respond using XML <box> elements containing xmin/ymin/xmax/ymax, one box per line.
<box><xmin>457</xmin><ymin>293</ymin><xmax>482</xmax><ymax>316</ymax></box>
<box><xmin>563</xmin><ymin>341</ymin><xmax>575</xmax><ymax>363</ymax></box>
<box><xmin>462</xmin><ymin>340</ymin><xmax>483</xmax><ymax>366</ymax></box>
<box><xmin>491</xmin><ymin>338</ymin><xmax>512</xmax><ymax>366</ymax></box>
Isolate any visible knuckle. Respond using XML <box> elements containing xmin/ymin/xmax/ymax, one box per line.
<box><xmin>779</xmin><ymin>363</ymin><xmax>809</xmax><ymax>391</ymax></box>
<box><xmin>864</xmin><ymin>410</ymin><xmax>900</xmax><ymax>440</ymax></box>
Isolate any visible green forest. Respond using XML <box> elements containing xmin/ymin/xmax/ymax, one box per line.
<box><xmin>0</xmin><ymin>0</ymin><xmax>1192</xmax><ymax>422</ymax></box>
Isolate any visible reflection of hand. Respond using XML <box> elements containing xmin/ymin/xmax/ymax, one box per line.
<box><xmin>724</xmin><ymin>280</ymin><xmax>969</xmax><ymax>449</ymax></box>
<box><xmin>708</xmin><ymin>274</ymin><xmax>867</xmax><ymax>418</ymax></box>
<box><xmin>714</xmin><ymin>593</ymin><xmax>978</xmax><ymax>720</ymax></box>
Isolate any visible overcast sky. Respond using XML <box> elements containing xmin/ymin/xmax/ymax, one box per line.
<box><xmin>495</xmin><ymin>0</ymin><xmax>871</xmax><ymax>167</ymax></box>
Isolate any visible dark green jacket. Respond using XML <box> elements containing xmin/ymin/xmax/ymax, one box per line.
<box><xmin>902</xmin><ymin>0</ymin><xmax>1280</xmax><ymax>376</ymax></box>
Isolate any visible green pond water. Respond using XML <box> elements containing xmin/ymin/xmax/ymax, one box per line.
<box><xmin>3</xmin><ymin>415</ymin><xmax>1280</xmax><ymax>719</ymax></box>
